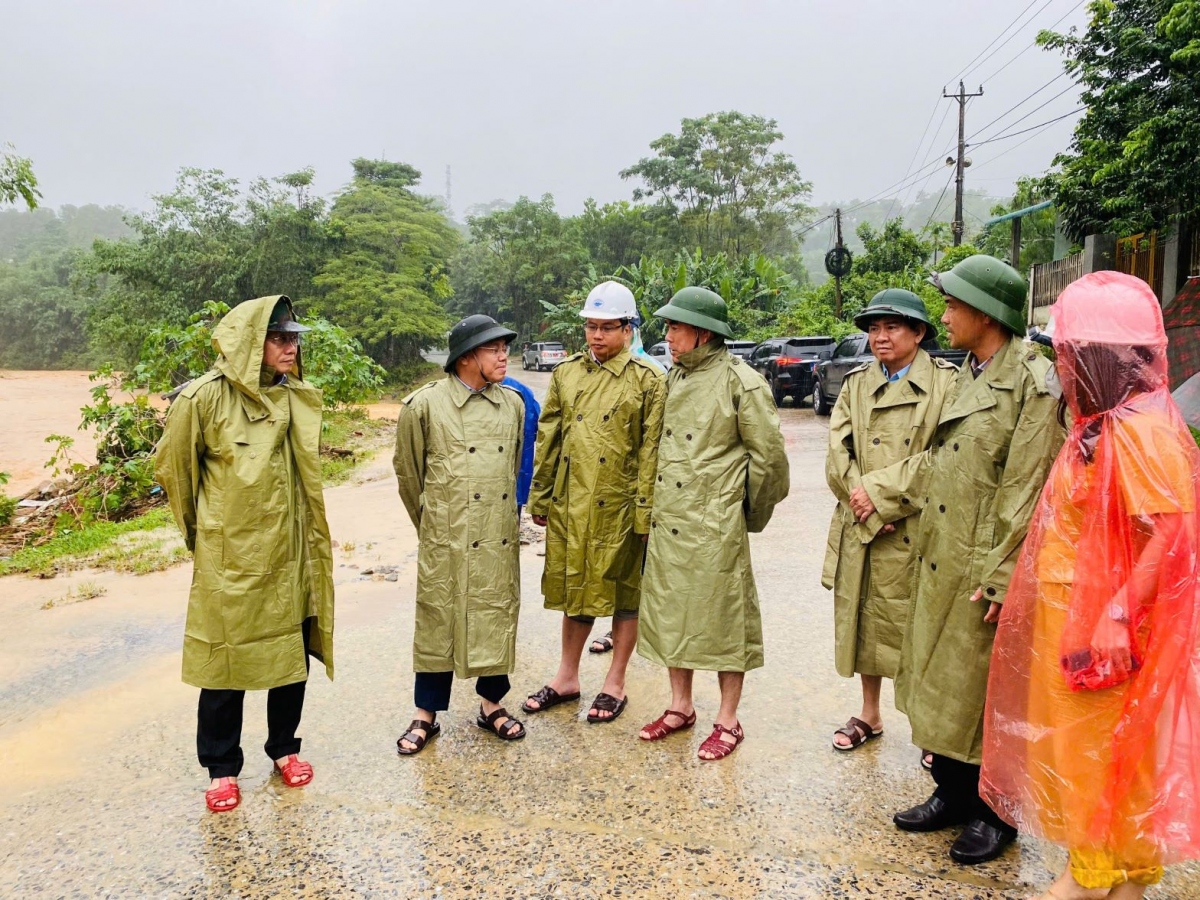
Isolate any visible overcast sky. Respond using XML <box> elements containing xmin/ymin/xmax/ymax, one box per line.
<box><xmin>4</xmin><ymin>0</ymin><xmax>1089</xmax><ymax>217</ymax></box>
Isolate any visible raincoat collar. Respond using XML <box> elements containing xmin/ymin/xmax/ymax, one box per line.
<box><xmin>674</xmin><ymin>338</ymin><xmax>725</xmax><ymax>372</ymax></box>
<box><xmin>448</xmin><ymin>373</ymin><xmax>503</xmax><ymax>408</ymax></box>
<box><xmin>587</xmin><ymin>346</ymin><xmax>633</xmax><ymax>376</ymax></box>
<box><xmin>213</xmin><ymin>295</ymin><xmax>304</xmax><ymax>409</ymax></box>
<box><xmin>866</xmin><ymin>348</ymin><xmax>935</xmax><ymax>397</ymax></box>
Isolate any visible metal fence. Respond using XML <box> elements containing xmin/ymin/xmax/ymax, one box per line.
<box><xmin>1028</xmin><ymin>253</ymin><xmax>1084</xmax><ymax>324</ymax></box>
<box><xmin>1116</xmin><ymin>231</ymin><xmax>1166</xmax><ymax>296</ymax></box>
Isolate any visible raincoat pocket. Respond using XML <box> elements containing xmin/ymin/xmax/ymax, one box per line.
<box><xmin>466</xmin><ymin>592</ymin><xmax>516</xmax><ymax>672</ymax></box>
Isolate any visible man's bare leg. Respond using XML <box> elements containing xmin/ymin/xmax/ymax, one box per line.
<box><xmin>525</xmin><ymin>616</ymin><xmax>591</xmax><ymax>709</ymax></box>
<box><xmin>834</xmin><ymin>674</ymin><xmax>884</xmax><ymax>748</ymax></box>
<box><xmin>699</xmin><ymin>671</ymin><xmax>744</xmax><ymax>759</ymax></box>
<box><xmin>640</xmin><ymin>667</ymin><xmax>695</xmax><ymax>738</ymax></box>
<box><xmin>591</xmin><ymin>616</ymin><xmax>637</xmax><ymax>719</ymax></box>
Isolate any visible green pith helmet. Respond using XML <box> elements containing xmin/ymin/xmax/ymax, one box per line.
<box><xmin>267</xmin><ymin>296</ymin><xmax>311</xmax><ymax>333</ymax></box>
<box><xmin>445</xmin><ymin>314</ymin><xmax>518</xmax><ymax>372</ymax></box>
<box><xmin>853</xmin><ymin>288</ymin><xmax>932</xmax><ymax>335</ymax></box>
<box><xmin>929</xmin><ymin>254</ymin><xmax>1027</xmax><ymax>334</ymax></box>
<box><xmin>653</xmin><ymin>286</ymin><xmax>734</xmax><ymax>339</ymax></box>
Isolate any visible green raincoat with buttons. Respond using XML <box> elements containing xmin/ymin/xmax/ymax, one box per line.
<box><xmin>529</xmin><ymin>348</ymin><xmax>666</xmax><ymax>618</ymax></box>
<box><xmin>638</xmin><ymin>340</ymin><xmax>790</xmax><ymax>672</ymax></box>
<box><xmin>394</xmin><ymin>376</ymin><xmax>524</xmax><ymax>678</ymax></box>
<box><xmin>858</xmin><ymin>336</ymin><xmax>1063</xmax><ymax>763</ymax></box>
<box><xmin>155</xmin><ymin>295</ymin><xmax>335</xmax><ymax>691</ymax></box>
<box><xmin>822</xmin><ymin>349</ymin><xmax>959</xmax><ymax>679</ymax></box>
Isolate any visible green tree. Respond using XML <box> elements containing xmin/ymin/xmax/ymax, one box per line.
<box><xmin>1041</xmin><ymin>0</ymin><xmax>1200</xmax><ymax>237</ymax></box>
<box><xmin>0</xmin><ymin>144</ymin><xmax>40</xmax><ymax>210</ymax></box>
<box><xmin>573</xmin><ymin>199</ymin><xmax>681</xmax><ymax>273</ymax></box>
<box><xmin>451</xmin><ymin>194</ymin><xmax>588</xmax><ymax>340</ymax></box>
<box><xmin>311</xmin><ymin>158</ymin><xmax>460</xmax><ymax>371</ymax></box>
<box><xmin>0</xmin><ymin>249</ymin><xmax>93</xmax><ymax>368</ymax></box>
<box><xmin>853</xmin><ymin>219</ymin><xmax>931</xmax><ymax>275</ymax></box>
<box><xmin>620</xmin><ymin>111</ymin><xmax>814</xmax><ymax>257</ymax></box>
<box><xmin>977</xmin><ymin>177</ymin><xmax>1058</xmax><ymax>270</ymax></box>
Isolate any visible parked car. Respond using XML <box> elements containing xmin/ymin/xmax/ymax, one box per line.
<box><xmin>811</xmin><ymin>334</ymin><xmax>968</xmax><ymax>415</ymax></box>
<box><xmin>747</xmin><ymin>336</ymin><xmax>837</xmax><ymax>406</ymax></box>
<box><xmin>726</xmin><ymin>340</ymin><xmax>757</xmax><ymax>361</ymax></box>
<box><xmin>646</xmin><ymin>341</ymin><xmax>673</xmax><ymax>370</ymax></box>
<box><xmin>522</xmin><ymin>341</ymin><xmax>568</xmax><ymax>371</ymax></box>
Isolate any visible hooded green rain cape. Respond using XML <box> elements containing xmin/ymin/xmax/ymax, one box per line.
<box><xmin>156</xmin><ymin>295</ymin><xmax>335</xmax><ymax>691</ymax></box>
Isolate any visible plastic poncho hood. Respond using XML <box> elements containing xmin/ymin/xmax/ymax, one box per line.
<box><xmin>981</xmin><ymin>272</ymin><xmax>1200</xmax><ymax>868</ymax></box>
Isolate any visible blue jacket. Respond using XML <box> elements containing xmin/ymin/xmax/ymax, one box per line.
<box><xmin>501</xmin><ymin>376</ymin><xmax>540</xmax><ymax>507</ymax></box>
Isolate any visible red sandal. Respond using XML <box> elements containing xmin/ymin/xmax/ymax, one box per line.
<box><xmin>273</xmin><ymin>754</ymin><xmax>314</xmax><ymax>787</ymax></box>
<box><xmin>698</xmin><ymin>722</ymin><xmax>744</xmax><ymax>761</ymax></box>
<box><xmin>639</xmin><ymin>709</ymin><xmax>697</xmax><ymax>741</ymax></box>
<box><xmin>205</xmin><ymin>777</ymin><xmax>241</xmax><ymax>812</ymax></box>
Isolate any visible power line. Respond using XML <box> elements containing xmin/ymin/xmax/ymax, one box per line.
<box><xmin>898</xmin><ymin>101</ymin><xmax>957</xmax><ymax>213</ymax></box>
<box><xmin>961</xmin><ymin>0</ymin><xmax>1061</xmax><ymax>82</ymax></box>
<box><xmin>971</xmin><ymin>81</ymin><xmax>1080</xmax><ymax>146</ymax></box>
<box><xmin>945</xmin><ymin>0</ymin><xmax>1042</xmax><ymax>86</ymax></box>
<box><xmin>884</xmin><ymin>97</ymin><xmax>944</xmax><ymax>223</ymax></box>
<box><xmin>977</xmin><ymin>0</ymin><xmax>1084</xmax><ymax>84</ymax></box>
<box><xmin>972</xmin><ymin>105</ymin><xmax>1085</xmax><ymax>148</ymax></box>
<box><xmin>922</xmin><ymin>170</ymin><xmax>957</xmax><ymax>235</ymax></box>
<box><xmin>966</xmin><ymin>71</ymin><xmax>1070</xmax><ymax>142</ymax></box>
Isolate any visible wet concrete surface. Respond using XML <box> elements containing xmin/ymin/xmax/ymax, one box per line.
<box><xmin>3</xmin><ymin>369</ymin><xmax>1198</xmax><ymax>898</ymax></box>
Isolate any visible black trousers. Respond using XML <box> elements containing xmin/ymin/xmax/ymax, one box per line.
<box><xmin>930</xmin><ymin>754</ymin><xmax>1014</xmax><ymax>833</ymax></box>
<box><xmin>414</xmin><ymin>671</ymin><xmax>510</xmax><ymax>712</ymax></box>
<box><xmin>197</xmin><ymin>621</ymin><xmax>311</xmax><ymax>779</ymax></box>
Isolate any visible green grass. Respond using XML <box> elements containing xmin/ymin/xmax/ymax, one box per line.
<box><xmin>320</xmin><ymin>407</ymin><xmax>394</xmax><ymax>483</ymax></box>
<box><xmin>0</xmin><ymin>506</ymin><xmax>179</xmax><ymax>577</ymax></box>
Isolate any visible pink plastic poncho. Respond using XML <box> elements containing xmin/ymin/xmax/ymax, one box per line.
<box><xmin>980</xmin><ymin>272</ymin><xmax>1200</xmax><ymax>872</ymax></box>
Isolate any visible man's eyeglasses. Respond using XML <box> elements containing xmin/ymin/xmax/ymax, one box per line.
<box><xmin>476</xmin><ymin>344</ymin><xmax>509</xmax><ymax>357</ymax></box>
<box><xmin>583</xmin><ymin>322</ymin><xmax>629</xmax><ymax>334</ymax></box>
<box><xmin>266</xmin><ymin>333</ymin><xmax>302</xmax><ymax>347</ymax></box>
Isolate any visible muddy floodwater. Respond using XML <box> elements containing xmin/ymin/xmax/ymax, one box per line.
<box><xmin>2</xmin><ymin>368</ymin><xmax>1197</xmax><ymax>898</ymax></box>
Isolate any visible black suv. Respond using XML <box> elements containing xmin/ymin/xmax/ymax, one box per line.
<box><xmin>748</xmin><ymin>336</ymin><xmax>836</xmax><ymax>406</ymax></box>
<box><xmin>811</xmin><ymin>333</ymin><xmax>968</xmax><ymax>415</ymax></box>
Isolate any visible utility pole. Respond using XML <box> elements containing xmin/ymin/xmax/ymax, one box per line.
<box><xmin>944</xmin><ymin>80</ymin><xmax>983</xmax><ymax>246</ymax></box>
<box><xmin>834</xmin><ymin>208</ymin><xmax>844</xmax><ymax>319</ymax></box>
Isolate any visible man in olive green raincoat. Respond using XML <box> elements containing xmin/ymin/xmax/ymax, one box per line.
<box><xmin>822</xmin><ymin>289</ymin><xmax>957</xmax><ymax>756</ymax></box>
<box><xmin>637</xmin><ymin>287</ymin><xmax>790</xmax><ymax>760</ymax></box>
<box><xmin>851</xmin><ymin>255</ymin><xmax>1063</xmax><ymax>865</ymax></box>
<box><xmin>393</xmin><ymin>314</ymin><xmax>527</xmax><ymax>754</ymax></box>
<box><xmin>522</xmin><ymin>281</ymin><xmax>666</xmax><ymax>724</ymax></box>
<box><xmin>156</xmin><ymin>295</ymin><xmax>335</xmax><ymax>812</ymax></box>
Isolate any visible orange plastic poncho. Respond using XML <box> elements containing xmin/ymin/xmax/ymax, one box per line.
<box><xmin>980</xmin><ymin>272</ymin><xmax>1200</xmax><ymax>877</ymax></box>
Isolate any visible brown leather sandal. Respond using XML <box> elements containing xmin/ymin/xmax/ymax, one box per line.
<box><xmin>476</xmin><ymin>706</ymin><xmax>526</xmax><ymax>741</ymax></box>
<box><xmin>832</xmin><ymin>717</ymin><xmax>882</xmax><ymax>751</ymax></box>
<box><xmin>522</xmin><ymin>685</ymin><xmax>581</xmax><ymax>713</ymax></box>
<box><xmin>396</xmin><ymin>718</ymin><xmax>440</xmax><ymax>756</ymax></box>
<box><xmin>586</xmin><ymin>692</ymin><xmax>627</xmax><ymax>723</ymax></box>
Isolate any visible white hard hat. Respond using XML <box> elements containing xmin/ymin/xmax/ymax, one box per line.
<box><xmin>580</xmin><ymin>281</ymin><xmax>638</xmax><ymax>320</ymax></box>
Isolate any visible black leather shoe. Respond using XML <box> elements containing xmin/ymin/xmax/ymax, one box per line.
<box><xmin>893</xmin><ymin>795</ymin><xmax>970</xmax><ymax>832</ymax></box>
<box><xmin>949</xmin><ymin>819</ymin><xmax>1017</xmax><ymax>865</ymax></box>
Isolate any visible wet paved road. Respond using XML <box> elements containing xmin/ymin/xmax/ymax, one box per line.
<box><xmin>2</xmin><ymin>368</ymin><xmax>1197</xmax><ymax>898</ymax></box>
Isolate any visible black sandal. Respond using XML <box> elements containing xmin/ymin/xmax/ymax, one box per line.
<box><xmin>476</xmin><ymin>706</ymin><xmax>526</xmax><ymax>741</ymax></box>
<box><xmin>396</xmin><ymin>718</ymin><xmax>440</xmax><ymax>756</ymax></box>
<box><xmin>586</xmin><ymin>692</ymin><xmax>628</xmax><ymax>724</ymax></box>
<box><xmin>522</xmin><ymin>684</ymin><xmax>581</xmax><ymax>713</ymax></box>
<box><xmin>589</xmin><ymin>631</ymin><xmax>614</xmax><ymax>653</ymax></box>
